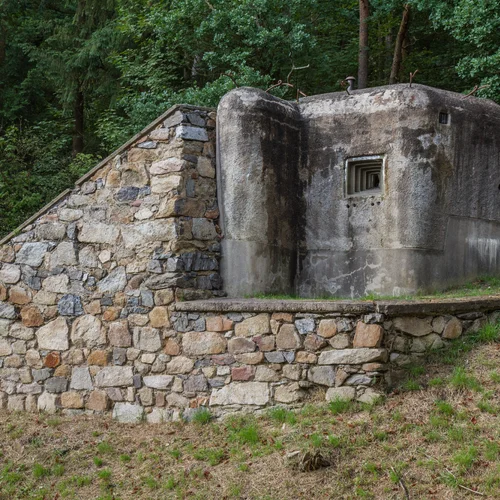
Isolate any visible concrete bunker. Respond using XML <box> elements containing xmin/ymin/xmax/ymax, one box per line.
<box><xmin>217</xmin><ymin>84</ymin><xmax>500</xmax><ymax>298</ymax></box>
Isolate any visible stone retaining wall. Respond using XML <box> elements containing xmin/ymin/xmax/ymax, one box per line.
<box><xmin>2</xmin><ymin>280</ymin><xmax>500</xmax><ymax>422</ymax></box>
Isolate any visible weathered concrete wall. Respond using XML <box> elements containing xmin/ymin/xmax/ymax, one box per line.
<box><xmin>218</xmin><ymin>84</ymin><xmax>500</xmax><ymax>298</ymax></box>
<box><xmin>217</xmin><ymin>88</ymin><xmax>302</xmax><ymax>296</ymax></box>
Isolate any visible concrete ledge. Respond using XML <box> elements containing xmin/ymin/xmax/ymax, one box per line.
<box><xmin>175</xmin><ymin>296</ymin><xmax>500</xmax><ymax>315</ymax></box>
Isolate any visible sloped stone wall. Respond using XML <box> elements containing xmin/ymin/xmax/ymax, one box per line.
<box><xmin>0</xmin><ymin>104</ymin><xmax>224</xmax><ymax>418</ymax></box>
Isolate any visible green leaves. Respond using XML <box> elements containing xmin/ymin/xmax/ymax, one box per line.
<box><xmin>414</xmin><ymin>0</ymin><xmax>500</xmax><ymax>98</ymax></box>
<box><xmin>1</xmin><ymin>0</ymin><xmax>500</xmax><ymax>238</ymax></box>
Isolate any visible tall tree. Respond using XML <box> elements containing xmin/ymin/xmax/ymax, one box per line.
<box><xmin>389</xmin><ymin>3</ymin><xmax>410</xmax><ymax>84</ymax></box>
<box><xmin>414</xmin><ymin>0</ymin><xmax>500</xmax><ymax>100</ymax></box>
<box><xmin>25</xmin><ymin>0</ymin><xmax>119</xmax><ymax>155</ymax></box>
<box><xmin>358</xmin><ymin>0</ymin><xmax>369</xmax><ymax>88</ymax></box>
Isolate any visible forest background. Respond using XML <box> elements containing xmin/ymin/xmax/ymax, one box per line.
<box><xmin>0</xmin><ymin>0</ymin><xmax>499</xmax><ymax>238</ymax></box>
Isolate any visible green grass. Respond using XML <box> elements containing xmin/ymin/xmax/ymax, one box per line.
<box><xmin>328</xmin><ymin>434</ymin><xmax>342</xmax><ymax>447</ymax></box>
<box><xmin>143</xmin><ymin>475</ymin><xmax>159</xmax><ymax>489</ymax></box>
<box><xmin>485</xmin><ymin>441</ymin><xmax>500</xmax><ymax>461</ymax></box>
<box><xmin>428</xmin><ymin>376</ymin><xmax>445</xmax><ymax>387</ymax></box>
<box><xmin>406</xmin><ymin>364</ymin><xmax>425</xmax><ymax>377</ymax></box>
<box><xmin>328</xmin><ymin>398</ymin><xmax>354</xmax><ymax>415</ymax></box>
<box><xmin>97</xmin><ymin>469</ymin><xmax>111</xmax><ymax>480</ymax></box>
<box><xmin>169</xmin><ymin>448</ymin><xmax>181</xmax><ymax>460</ymax></box>
<box><xmin>449</xmin><ymin>367</ymin><xmax>482</xmax><ymax>391</ymax></box>
<box><xmin>447</xmin><ymin>427</ymin><xmax>465</xmax><ymax>442</ymax></box>
<box><xmin>402</xmin><ymin>379</ymin><xmax>421</xmax><ymax>391</ymax></box>
<box><xmin>96</xmin><ymin>441</ymin><xmax>113</xmax><ymax>454</ymax></box>
<box><xmin>453</xmin><ymin>446</ymin><xmax>478</xmax><ymax>470</ymax></box>
<box><xmin>434</xmin><ymin>400</ymin><xmax>455</xmax><ymax>416</ymax></box>
<box><xmin>164</xmin><ymin>477</ymin><xmax>176</xmax><ymax>490</ymax></box>
<box><xmin>372</xmin><ymin>430</ymin><xmax>388</xmax><ymax>441</ymax></box>
<box><xmin>310</xmin><ymin>433</ymin><xmax>323</xmax><ymax>447</ymax></box>
<box><xmin>192</xmin><ymin>407</ymin><xmax>212</xmax><ymax>425</ymax></box>
<box><xmin>71</xmin><ymin>475</ymin><xmax>92</xmax><ymax>487</ymax></box>
<box><xmin>429</xmin><ymin>415</ymin><xmax>448</xmax><ymax>428</ymax></box>
<box><xmin>52</xmin><ymin>464</ymin><xmax>65</xmax><ymax>477</ymax></box>
<box><xmin>193</xmin><ymin>448</ymin><xmax>226</xmax><ymax>466</ymax></box>
<box><xmin>477</xmin><ymin>399</ymin><xmax>497</xmax><ymax>414</ymax></box>
<box><xmin>267</xmin><ymin>407</ymin><xmax>297</xmax><ymax>425</ymax></box>
<box><xmin>33</xmin><ymin>464</ymin><xmax>51</xmax><ymax>479</ymax></box>
<box><xmin>226</xmin><ymin>416</ymin><xmax>261</xmax><ymax>445</ymax></box>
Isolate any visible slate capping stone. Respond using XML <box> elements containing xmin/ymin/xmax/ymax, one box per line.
<box><xmin>175</xmin><ymin>299</ymin><xmax>375</xmax><ymax>314</ymax></box>
<box><xmin>175</xmin><ymin>296</ymin><xmax>500</xmax><ymax>315</ymax></box>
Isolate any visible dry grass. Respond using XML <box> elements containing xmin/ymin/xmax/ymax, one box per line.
<box><xmin>2</xmin><ymin>343</ymin><xmax>500</xmax><ymax>499</ymax></box>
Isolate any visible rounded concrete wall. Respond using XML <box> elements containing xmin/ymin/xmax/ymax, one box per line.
<box><xmin>217</xmin><ymin>88</ymin><xmax>302</xmax><ymax>297</ymax></box>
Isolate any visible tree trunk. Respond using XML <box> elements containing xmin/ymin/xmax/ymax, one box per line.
<box><xmin>0</xmin><ymin>24</ymin><xmax>6</xmax><ymax>67</ymax></box>
<box><xmin>385</xmin><ymin>33</ymin><xmax>393</xmax><ymax>78</ymax></box>
<box><xmin>358</xmin><ymin>0</ymin><xmax>369</xmax><ymax>89</ymax></box>
<box><xmin>389</xmin><ymin>4</ymin><xmax>410</xmax><ymax>84</ymax></box>
<box><xmin>72</xmin><ymin>90</ymin><xmax>84</xmax><ymax>156</ymax></box>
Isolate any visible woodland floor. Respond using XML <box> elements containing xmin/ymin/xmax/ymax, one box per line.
<box><xmin>1</xmin><ymin>326</ymin><xmax>500</xmax><ymax>499</ymax></box>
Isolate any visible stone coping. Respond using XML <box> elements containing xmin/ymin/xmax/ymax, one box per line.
<box><xmin>175</xmin><ymin>296</ymin><xmax>500</xmax><ymax>316</ymax></box>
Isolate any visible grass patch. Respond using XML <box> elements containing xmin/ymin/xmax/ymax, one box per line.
<box><xmin>449</xmin><ymin>367</ymin><xmax>482</xmax><ymax>391</ymax></box>
<box><xmin>485</xmin><ymin>441</ymin><xmax>500</xmax><ymax>461</ymax></box>
<box><xmin>192</xmin><ymin>407</ymin><xmax>212</xmax><ymax>425</ymax></box>
<box><xmin>143</xmin><ymin>475</ymin><xmax>159</xmax><ymax>489</ymax></box>
<box><xmin>96</xmin><ymin>441</ymin><xmax>113</xmax><ymax>454</ymax></box>
<box><xmin>327</xmin><ymin>434</ymin><xmax>342</xmax><ymax>447</ymax></box>
<box><xmin>477</xmin><ymin>399</ymin><xmax>497</xmax><ymax>414</ymax></box>
<box><xmin>97</xmin><ymin>469</ymin><xmax>111</xmax><ymax>480</ymax></box>
<box><xmin>453</xmin><ymin>446</ymin><xmax>478</xmax><ymax>470</ymax></box>
<box><xmin>193</xmin><ymin>448</ymin><xmax>226</xmax><ymax>466</ymax></box>
<box><xmin>169</xmin><ymin>448</ymin><xmax>181</xmax><ymax>460</ymax></box>
<box><xmin>328</xmin><ymin>397</ymin><xmax>355</xmax><ymax>415</ymax></box>
<box><xmin>434</xmin><ymin>400</ymin><xmax>455</xmax><ymax>415</ymax></box>
<box><xmin>402</xmin><ymin>379</ymin><xmax>421</xmax><ymax>391</ymax></box>
<box><xmin>252</xmin><ymin>275</ymin><xmax>500</xmax><ymax>301</ymax></box>
<box><xmin>267</xmin><ymin>407</ymin><xmax>297</xmax><ymax>425</ymax></box>
<box><xmin>53</xmin><ymin>464</ymin><xmax>65</xmax><ymax>476</ymax></box>
<box><xmin>428</xmin><ymin>376</ymin><xmax>445</xmax><ymax>387</ymax></box>
<box><xmin>164</xmin><ymin>476</ymin><xmax>176</xmax><ymax>490</ymax></box>
<box><xmin>33</xmin><ymin>463</ymin><xmax>51</xmax><ymax>478</ymax></box>
<box><xmin>447</xmin><ymin>426</ymin><xmax>465</xmax><ymax>442</ymax></box>
<box><xmin>309</xmin><ymin>433</ymin><xmax>323</xmax><ymax>447</ymax></box>
<box><xmin>226</xmin><ymin>416</ymin><xmax>260</xmax><ymax>445</ymax></box>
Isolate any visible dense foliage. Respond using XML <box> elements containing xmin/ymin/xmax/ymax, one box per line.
<box><xmin>0</xmin><ymin>0</ymin><xmax>498</xmax><ymax>237</ymax></box>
